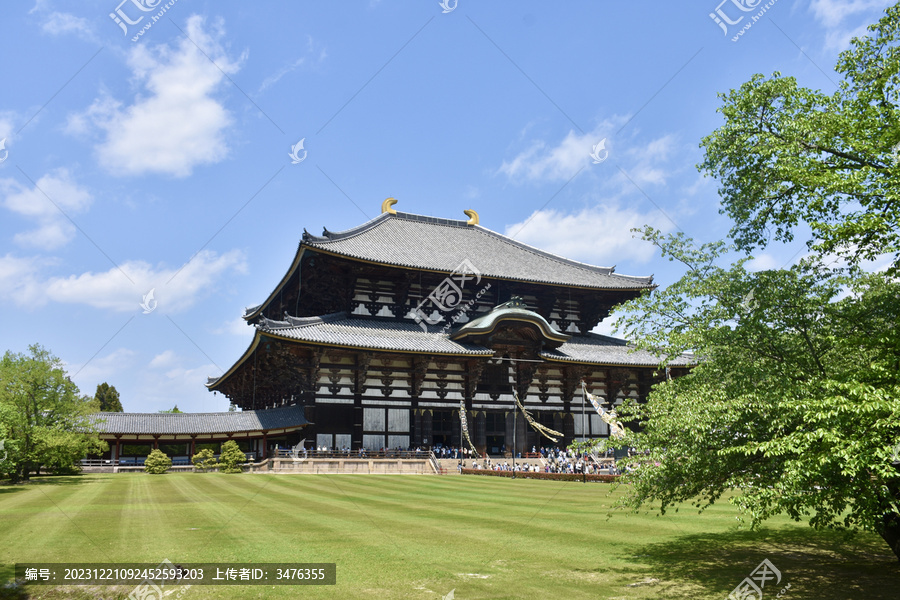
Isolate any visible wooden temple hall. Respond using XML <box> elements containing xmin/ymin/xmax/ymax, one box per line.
<box><xmin>207</xmin><ymin>200</ymin><xmax>690</xmax><ymax>455</ymax></box>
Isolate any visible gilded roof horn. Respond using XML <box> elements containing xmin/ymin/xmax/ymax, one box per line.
<box><xmin>381</xmin><ymin>197</ymin><xmax>398</xmax><ymax>214</ymax></box>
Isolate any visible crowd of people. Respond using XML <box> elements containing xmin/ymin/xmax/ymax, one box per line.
<box><xmin>455</xmin><ymin>446</ymin><xmax>621</xmax><ymax>475</ymax></box>
<box><xmin>282</xmin><ymin>444</ymin><xmax>626</xmax><ymax>475</ymax></box>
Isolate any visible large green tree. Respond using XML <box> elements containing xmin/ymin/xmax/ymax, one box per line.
<box><xmin>606</xmin><ymin>4</ymin><xmax>900</xmax><ymax>561</ymax></box>
<box><xmin>0</xmin><ymin>345</ymin><xmax>107</xmax><ymax>483</ymax></box>
<box><xmin>700</xmin><ymin>2</ymin><xmax>900</xmax><ymax>271</ymax></box>
<box><xmin>614</xmin><ymin>232</ymin><xmax>900</xmax><ymax>560</ymax></box>
<box><xmin>94</xmin><ymin>382</ymin><xmax>123</xmax><ymax>412</ymax></box>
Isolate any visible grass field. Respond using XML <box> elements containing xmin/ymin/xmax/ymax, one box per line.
<box><xmin>1</xmin><ymin>473</ymin><xmax>897</xmax><ymax>599</ymax></box>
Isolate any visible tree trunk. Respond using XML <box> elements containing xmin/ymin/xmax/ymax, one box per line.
<box><xmin>881</xmin><ymin>511</ymin><xmax>900</xmax><ymax>562</ymax></box>
<box><xmin>881</xmin><ymin>481</ymin><xmax>900</xmax><ymax>562</ymax></box>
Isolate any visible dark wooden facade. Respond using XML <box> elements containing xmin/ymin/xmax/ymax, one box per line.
<box><xmin>209</xmin><ymin>207</ymin><xmax>690</xmax><ymax>454</ymax></box>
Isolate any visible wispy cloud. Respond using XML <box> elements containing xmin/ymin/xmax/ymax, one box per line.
<box><xmin>504</xmin><ymin>202</ymin><xmax>676</xmax><ymax>265</ymax></box>
<box><xmin>498</xmin><ymin>119</ymin><xmax>623</xmax><ymax>182</ymax></box>
<box><xmin>496</xmin><ymin>118</ymin><xmax>681</xmax><ymax>190</ymax></box>
<box><xmin>41</xmin><ymin>11</ymin><xmax>99</xmax><ymax>43</ymax></box>
<box><xmin>70</xmin><ymin>15</ymin><xmax>241</xmax><ymax>177</ymax></box>
<box><xmin>0</xmin><ymin>169</ymin><xmax>93</xmax><ymax>249</ymax></box>
<box><xmin>0</xmin><ymin>249</ymin><xmax>246</xmax><ymax>313</ymax></box>
<box><xmin>257</xmin><ymin>35</ymin><xmax>327</xmax><ymax>94</ymax></box>
<box><xmin>808</xmin><ymin>0</ymin><xmax>894</xmax><ymax>51</ymax></box>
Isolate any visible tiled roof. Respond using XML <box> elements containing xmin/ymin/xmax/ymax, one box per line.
<box><xmin>91</xmin><ymin>405</ymin><xmax>309</xmax><ymax>435</ymax></box>
<box><xmin>256</xmin><ymin>313</ymin><xmax>691</xmax><ymax>367</ymax></box>
<box><xmin>541</xmin><ymin>333</ymin><xmax>695</xmax><ymax>367</ymax></box>
<box><xmin>257</xmin><ymin>312</ymin><xmax>494</xmax><ymax>355</ymax></box>
<box><xmin>301</xmin><ymin>211</ymin><xmax>653</xmax><ymax>290</ymax></box>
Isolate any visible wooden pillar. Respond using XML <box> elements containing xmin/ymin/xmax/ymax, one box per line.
<box><xmin>190</xmin><ymin>436</ymin><xmax>196</xmax><ymax>458</ymax></box>
<box><xmin>153</xmin><ymin>436</ymin><xmax>159</xmax><ymax>450</ymax></box>
<box><xmin>412</xmin><ymin>409</ymin><xmax>423</xmax><ymax>446</ymax></box>
<box><xmin>352</xmin><ymin>353</ymin><xmax>371</xmax><ymax>450</ymax></box>
<box><xmin>515</xmin><ymin>406</ymin><xmax>527</xmax><ymax>456</ymax></box>
<box><xmin>262</xmin><ymin>432</ymin><xmax>268</xmax><ymax>459</ymax></box>
<box><xmin>422</xmin><ymin>409</ymin><xmax>433</xmax><ymax>447</ymax></box>
<box><xmin>563</xmin><ymin>413</ymin><xmax>575</xmax><ymax>447</ymax></box>
<box><xmin>474</xmin><ymin>411</ymin><xmax>486</xmax><ymax>454</ymax></box>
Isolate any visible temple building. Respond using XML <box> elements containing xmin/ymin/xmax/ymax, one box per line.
<box><xmin>207</xmin><ymin>200</ymin><xmax>690</xmax><ymax>455</ymax></box>
<box><xmin>90</xmin><ymin>405</ymin><xmax>309</xmax><ymax>463</ymax></box>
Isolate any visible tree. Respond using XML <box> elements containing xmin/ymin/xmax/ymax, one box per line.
<box><xmin>699</xmin><ymin>2</ymin><xmax>900</xmax><ymax>272</ymax></box>
<box><xmin>0</xmin><ymin>344</ymin><xmax>107</xmax><ymax>483</ymax></box>
<box><xmin>218</xmin><ymin>440</ymin><xmax>245</xmax><ymax>474</ymax></box>
<box><xmin>604</xmin><ymin>4</ymin><xmax>900</xmax><ymax>561</ymax></box>
<box><xmin>159</xmin><ymin>405</ymin><xmax>182</xmax><ymax>414</ymax></box>
<box><xmin>144</xmin><ymin>449</ymin><xmax>172</xmax><ymax>474</ymax></box>
<box><xmin>191</xmin><ymin>448</ymin><xmax>217</xmax><ymax>472</ymax></box>
<box><xmin>612</xmin><ymin>230</ymin><xmax>900</xmax><ymax>560</ymax></box>
<box><xmin>94</xmin><ymin>383</ymin><xmax>123</xmax><ymax>412</ymax></box>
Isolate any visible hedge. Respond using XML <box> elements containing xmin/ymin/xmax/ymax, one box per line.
<box><xmin>460</xmin><ymin>469</ymin><xmax>620</xmax><ymax>482</ymax></box>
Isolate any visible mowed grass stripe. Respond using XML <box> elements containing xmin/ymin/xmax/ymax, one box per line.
<box><xmin>0</xmin><ymin>476</ymin><xmax>117</xmax><ymax>562</ymax></box>
<box><xmin>3</xmin><ymin>474</ymin><xmax>898</xmax><ymax>600</ymax></box>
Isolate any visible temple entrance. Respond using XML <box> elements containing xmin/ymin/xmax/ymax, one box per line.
<box><xmin>486</xmin><ymin>435</ymin><xmax>504</xmax><ymax>455</ymax></box>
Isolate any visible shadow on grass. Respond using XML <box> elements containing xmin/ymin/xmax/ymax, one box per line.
<box><xmin>624</xmin><ymin>525</ymin><xmax>899</xmax><ymax>599</ymax></box>
<box><xmin>1</xmin><ymin>475</ymin><xmax>93</xmax><ymax>488</ymax></box>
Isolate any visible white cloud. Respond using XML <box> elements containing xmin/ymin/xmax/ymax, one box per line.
<box><xmin>498</xmin><ymin>123</ymin><xmax>616</xmax><ymax>182</ymax></box>
<box><xmin>809</xmin><ymin>0</ymin><xmax>891</xmax><ymax>28</ymax></box>
<box><xmin>258</xmin><ymin>35</ymin><xmax>327</xmax><ymax>94</ymax></box>
<box><xmin>504</xmin><ymin>203</ymin><xmax>676</xmax><ymax>265</ymax></box>
<box><xmin>73</xmin><ymin>15</ymin><xmax>240</xmax><ymax>177</ymax></box>
<box><xmin>615</xmin><ymin>134</ymin><xmax>678</xmax><ymax>190</ymax></box>
<box><xmin>497</xmin><ymin>120</ymin><xmax>681</xmax><ymax>191</ymax></box>
<box><xmin>68</xmin><ymin>347</ymin><xmax>137</xmax><ymax>385</ymax></box>
<box><xmin>213</xmin><ymin>316</ymin><xmax>254</xmax><ymax>337</ymax></box>
<box><xmin>0</xmin><ymin>112</ymin><xmax>14</xmax><ymax>140</ymax></box>
<box><xmin>745</xmin><ymin>253</ymin><xmax>781</xmax><ymax>272</ymax></box>
<box><xmin>46</xmin><ymin>249</ymin><xmax>247</xmax><ymax>312</ymax></box>
<box><xmin>42</xmin><ymin>12</ymin><xmax>98</xmax><ymax>42</ymax></box>
<box><xmin>149</xmin><ymin>349</ymin><xmax>178</xmax><ymax>369</ymax></box>
<box><xmin>0</xmin><ymin>254</ymin><xmax>47</xmax><ymax>305</ymax></box>
<box><xmin>0</xmin><ymin>249</ymin><xmax>246</xmax><ymax>313</ymax></box>
<box><xmin>808</xmin><ymin>0</ymin><xmax>894</xmax><ymax>50</ymax></box>
<box><xmin>139</xmin><ymin>356</ymin><xmax>223</xmax><ymax>412</ymax></box>
<box><xmin>0</xmin><ymin>169</ymin><xmax>93</xmax><ymax>249</ymax></box>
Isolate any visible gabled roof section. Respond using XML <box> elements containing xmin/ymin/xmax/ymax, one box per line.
<box><xmin>256</xmin><ymin>312</ymin><xmax>494</xmax><ymax>356</ymax></box>
<box><xmin>541</xmin><ymin>333</ymin><xmax>695</xmax><ymax>367</ymax></box>
<box><xmin>90</xmin><ymin>405</ymin><xmax>309</xmax><ymax>436</ymax></box>
<box><xmin>301</xmin><ymin>211</ymin><xmax>653</xmax><ymax>290</ymax></box>
<box><xmin>450</xmin><ymin>297</ymin><xmax>570</xmax><ymax>348</ymax></box>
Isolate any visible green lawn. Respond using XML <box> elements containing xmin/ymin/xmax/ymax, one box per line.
<box><xmin>0</xmin><ymin>473</ymin><xmax>897</xmax><ymax>599</ymax></box>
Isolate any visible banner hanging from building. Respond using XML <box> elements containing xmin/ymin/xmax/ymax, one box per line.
<box><xmin>582</xmin><ymin>382</ymin><xmax>627</xmax><ymax>439</ymax></box>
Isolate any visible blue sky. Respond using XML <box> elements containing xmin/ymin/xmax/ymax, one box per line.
<box><xmin>0</xmin><ymin>0</ymin><xmax>893</xmax><ymax>412</ymax></box>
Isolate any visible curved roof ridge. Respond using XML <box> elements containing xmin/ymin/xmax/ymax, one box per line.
<box><xmin>304</xmin><ymin>211</ymin><xmax>478</xmax><ymax>244</ymax></box>
<box><xmin>303</xmin><ymin>210</ymin><xmax>652</xmax><ymax>283</ymax></box>
<box><xmin>470</xmin><ymin>223</ymin><xmax>617</xmax><ymax>277</ymax></box>
<box><xmin>282</xmin><ymin>312</ymin><xmax>347</xmax><ymax>327</ymax></box>
<box><xmin>94</xmin><ymin>405</ymin><xmax>299</xmax><ymax>417</ymax></box>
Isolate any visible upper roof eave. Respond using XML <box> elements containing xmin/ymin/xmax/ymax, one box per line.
<box><xmin>301</xmin><ymin>210</ymin><xmax>654</xmax><ymax>289</ymax></box>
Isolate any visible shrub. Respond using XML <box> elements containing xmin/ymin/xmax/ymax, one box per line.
<box><xmin>218</xmin><ymin>440</ymin><xmax>245</xmax><ymax>474</ymax></box>
<box><xmin>144</xmin><ymin>449</ymin><xmax>172</xmax><ymax>474</ymax></box>
<box><xmin>191</xmin><ymin>448</ymin><xmax>217</xmax><ymax>472</ymax></box>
